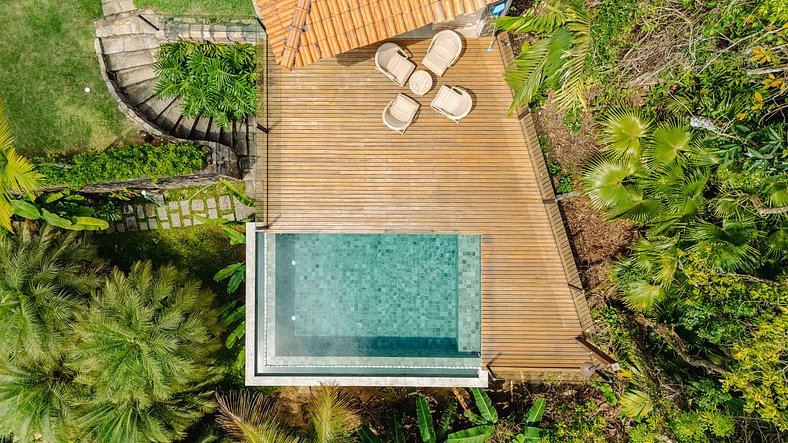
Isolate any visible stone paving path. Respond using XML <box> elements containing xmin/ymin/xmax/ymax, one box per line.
<box><xmin>107</xmin><ymin>193</ymin><xmax>255</xmax><ymax>233</ymax></box>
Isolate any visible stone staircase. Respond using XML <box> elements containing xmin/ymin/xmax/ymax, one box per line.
<box><xmin>94</xmin><ymin>0</ymin><xmax>259</xmax><ymax>177</ymax></box>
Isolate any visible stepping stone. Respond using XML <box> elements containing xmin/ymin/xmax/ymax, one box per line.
<box><xmin>219</xmin><ymin>195</ymin><xmax>231</xmax><ymax>211</ymax></box>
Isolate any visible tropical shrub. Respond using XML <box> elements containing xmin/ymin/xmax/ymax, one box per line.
<box><xmin>495</xmin><ymin>0</ymin><xmax>590</xmax><ymax>113</ymax></box>
<box><xmin>0</xmin><ymin>224</ymin><xmax>103</xmax><ymax>441</ymax></box>
<box><xmin>36</xmin><ymin>142</ymin><xmax>206</xmax><ymax>188</ymax></box>
<box><xmin>0</xmin><ymin>223</ymin><xmax>102</xmax><ymax>363</ymax></box>
<box><xmin>154</xmin><ymin>42</ymin><xmax>257</xmax><ymax>129</ymax></box>
<box><xmin>216</xmin><ymin>387</ymin><xmax>359</xmax><ymax>443</ymax></box>
<box><xmin>0</xmin><ymin>104</ymin><xmax>42</xmax><ymax>231</ymax></box>
<box><xmin>0</xmin><ymin>228</ymin><xmax>225</xmax><ymax>442</ymax></box>
<box><xmin>70</xmin><ymin>261</ymin><xmax>223</xmax><ymax>442</ymax></box>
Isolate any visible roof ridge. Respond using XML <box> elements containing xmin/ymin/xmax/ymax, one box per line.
<box><xmin>280</xmin><ymin>0</ymin><xmax>312</xmax><ymax>70</ymax></box>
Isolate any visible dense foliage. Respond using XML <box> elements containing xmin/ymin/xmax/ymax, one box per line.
<box><xmin>35</xmin><ymin>142</ymin><xmax>206</xmax><ymax>188</ymax></box>
<box><xmin>0</xmin><ymin>105</ymin><xmax>42</xmax><ymax>231</ymax></box>
<box><xmin>496</xmin><ymin>0</ymin><xmax>590</xmax><ymax>113</ymax></box>
<box><xmin>154</xmin><ymin>42</ymin><xmax>257</xmax><ymax>129</ymax></box>
<box><xmin>0</xmin><ymin>224</ymin><xmax>223</xmax><ymax>442</ymax></box>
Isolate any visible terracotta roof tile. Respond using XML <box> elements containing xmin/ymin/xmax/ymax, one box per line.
<box><xmin>257</xmin><ymin>0</ymin><xmax>496</xmax><ymax>70</ymax></box>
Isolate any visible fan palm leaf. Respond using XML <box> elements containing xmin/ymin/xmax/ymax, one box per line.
<box><xmin>687</xmin><ymin>220</ymin><xmax>761</xmax><ymax>272</ymax></box>
<box><xmin>764</xmin><ymin>221</ymin><xmax>788</xmax><ymax>259</ymax></box>
<box><xmin>600</xmin><ymin>107</ymin><xmax>653</xmax><ymax>165</ymax></box>
<box><xmin>620</xmin><ymin>389</ymin><xmax>654</xmax><ymax>419</ymax></box>
<box><xmin>645</xmin><ymin>120</ymin><xmax>692</xmax><ymax>166</ymax></box>
<box><xmin>582</xmin><ymin>156</ymin><xmax>638</xmax><ymax>210</ymax></box>
<box><xmin>309</xmin><ymin>386</ymin><xmax>360</xmax><ymax>443</ymax></box>
<box><xmin>622</xmin><ymin>279</ymin><xmax>667</xmax><ymax>313</ymax></box>
<box><xmin>630</xmin><ymin>237</ymin><xmax>680</xmax><ymax>287</ymax></box>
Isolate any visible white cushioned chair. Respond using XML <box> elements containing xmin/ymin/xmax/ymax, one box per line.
<box><xmin>422</xmin><ymin>30</ymin><xmax>463</xmax><ymax>77</ymax></box>
<box><xmin>375</xmin><ymin>43</ymin><xmax>416</xmax><ymax>86</ymax></box>
<box><xmin>383</xmin><ymin>93</ymin><xmax>420</xmax><ymax>134</ymax></box>
<box><xmin>430</xmin><ymin>85</ymin><xmax>472</xmax><ymax>123</ymax></box>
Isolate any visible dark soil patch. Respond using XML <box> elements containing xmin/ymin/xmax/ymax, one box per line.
<box><xmin>533</xmin><ymin>101</ymin><xmax>638</xmax><ymax>301</ymax></box>
<box><xmin>275</xmin><ymin>383</ymin><xmax>627</xmax><ymax>443</ymax></box>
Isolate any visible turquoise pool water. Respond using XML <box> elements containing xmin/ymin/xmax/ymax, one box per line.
<box><xmin>255</xmin><ymin>233</ymin><xmax>482</xmax><ymax>377</ymax></box>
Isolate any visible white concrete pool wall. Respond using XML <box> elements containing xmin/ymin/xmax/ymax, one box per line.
<box><xmin>244</xmin><ymin>222</ymin><xmax>488</xmax><ymax>387</ymax></box>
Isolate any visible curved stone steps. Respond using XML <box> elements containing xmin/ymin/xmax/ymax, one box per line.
<box><xmin>94</xmin><ymin>6</ymin><xmax>259</xmax><ymax>177</ymax></box>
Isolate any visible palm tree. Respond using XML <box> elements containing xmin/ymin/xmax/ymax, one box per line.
<box><xmin>0</xmin><ymin>104</ymin><xmax>43</xmax><ymax>231</ymax></box>
<box><xmin>216</xmin><ymin>387</ymin><xmax>360</xmax><ymax>443</ymax></box>
<box><xmin>69</xmin><ymin>261</ymin><xmax>224</xmax><ymax>442</ymax></box>
<box><xmin>0</xmin><ymin>355</ymin><xmax>81</xmax><ymax>442</ymax></box>
<box><xmin>495</xmin><ymin>0</ymin><xmax>590</xmax><ymax>114</ymax></box>
<box><xmin>0</xmin><ymin>223</ymin><xmax>102</xmax><ymax>363</ymax></box>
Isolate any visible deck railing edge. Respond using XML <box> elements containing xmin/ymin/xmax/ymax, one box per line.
<box><xmin>496</xmin><ymin>32</ymin><xmax>595</xmax><ymax>336</ymax></box>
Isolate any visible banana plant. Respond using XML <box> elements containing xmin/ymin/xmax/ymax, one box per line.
<box><xmin>10</xmin><ymin>191</ymin><xmax>109</xmax><ymax>231</ymax></box>
<box><xmin>206</xmin><ymin>179</ymin><xmax>257</xmax><ymax>356</ymax></box>
<box><xmin>463</xmin><ymin>388</ymin><xmax>498</xmax><ymax>426</ymax></box>
<box><xmin>419</xmin><ymin>392</ymin><xmax>496</xmax><ymax>443</ymax></box>
<box><xmin>357</xmin><ymin>415</ymin><xmax>405</xmax><ymax>443</ymax></box>
<box><xmin>511</xmin><ymin>398</ymin><xmax>546</xmax><ymax>443</ymax></box>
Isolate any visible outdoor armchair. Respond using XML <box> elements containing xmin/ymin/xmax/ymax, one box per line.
<box><xmin>383</xmin><ymin>93</ymin><xmax>420</xmax><ymax>134</ymax></box>
<box><xmin>430</xmin><ymin>85</ymin><xmax>472</xmax><ymax>123</ymax></box>
<box><xmin>422</xmin><ymin>30</ymin><xmax>463</xmax><ymax>77</ymax></box>
<box><xmin>375</xmin><ymin>43</ymin><xmax>416</xmax><ymax>86</ymax></box>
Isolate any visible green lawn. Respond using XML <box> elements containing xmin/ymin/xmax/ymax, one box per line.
<box><xmin>97</xmin><ymin>224</ymin><xmax>245</xmax><ymax>298</ymax></box>
<box><xmin>136</xmin><ymin>0</ymin><xmax>255</xmax><ymax>17</ymax></box>
<box><xmin>0</xmin><ymin>0</ymin><xmax>134</xmax><ymax>155</ymax></box>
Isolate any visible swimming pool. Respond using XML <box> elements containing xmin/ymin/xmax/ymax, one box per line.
<box><xmin>250</xmin><ymin>232</ymin><xmax>483</xmax><ymax>382</ymax></box>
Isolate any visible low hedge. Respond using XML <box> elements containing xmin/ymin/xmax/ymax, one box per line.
<box><xmin>36</xmin><ymin>143</ymin><xmax>206</xmax><ymax>188</ymax></box>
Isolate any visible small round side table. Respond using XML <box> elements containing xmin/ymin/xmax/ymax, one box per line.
<box><xmin>409</xmin><ymin>70</ymin><xmax>433</xmax><ymax>96</ymax></box>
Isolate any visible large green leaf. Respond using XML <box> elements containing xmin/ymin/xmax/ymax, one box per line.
<box><xmin>523</xmin><ymin>398</ymin><xmax>546</xmax><ymax>426</ymax></box>
<box><xmin>10</xmin><ymin>199</ymin><xmax>40</xmax><ymax>220</ymax></box>
<box><xmin>437</xmin><ymin>399</ymin><xmax>457</xmax><ymax>442</ymax></box>
<box><xmin>470</xmin><ymin>388</ymin><xmax>497</xmax><ymax>423</ymax></box>
<box><xmin>222</xmin><ymin>225</ymin><xmax>247</xmax><ymax>245</ymax></box>
<box><xmin>620</xmin><ymin>389</ymin><xmax>653</xmax><ymax>420</ymax></box>
<box><xmin>390</xmin><ymin>415</ymin><xmax>405</xmax><ymax>443</ymax></box>
<box><xmin>357</xmin><ymin>424</ymin><xmax>381</xmax><ymax>443</ymax></box>
<box><xmin>69</xmin><ymin>216</ymin><xmax>109</xmax><ymax>231</ymax></box>
<box><xmin>416</xmin><ymin>395</ymin><xmax>436</xmax><ymax>443</ymax></box>
<box><xmin>463</xmin><ymin>411</ymin><xmax>488</xmax><ymax>426</ymax></box>
<box><xmin>214</xmin><ymin>262</ymin><xmax>244</xmax><ymax>282</ymax></box>
<box><xmin>446</xmin><ymin>425</ymin><xmax>494</xmax><ymax>443</ymax></box>
<box><xmin>40</xmin><ymin>209</ymin><xmax>73</xmax><ymax>229</ymax></box>
<box><xmin>600</xmin><ymin>108</ymin><xmax>652</xmax><ymax>164</ymax></box>
<box><xmin>523</xmin><ymin>426</ymin><xmax>541</xmax><ymax>443</ymax></box>
<box><xmin>220</xmin><ymin>178</ymin><xmax>256</xmax><ymax>208</ymax></box>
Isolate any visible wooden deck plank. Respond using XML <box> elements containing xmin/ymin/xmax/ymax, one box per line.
<box><xmin>257</xmin><ymin>37</ymin><xmax>589</xmax><ymax>375</ymax></box>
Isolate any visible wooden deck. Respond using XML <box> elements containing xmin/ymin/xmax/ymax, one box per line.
<box><xmin>257</xmin><ymin>37</ymin><xmax>589</xmax><ymax>379</ymax></box>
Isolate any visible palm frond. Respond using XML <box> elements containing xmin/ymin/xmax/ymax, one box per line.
<box><xmin>494</xmin><ymin>8</ymin><xmax>567</xmax><ymax>35</ymax></box>
<box><xmin>309</xmin><ymin>386</ymin><xmax>360</xmax><ymax>443</ymax></box>
<box><xmin>216</xmin><ymin>391</ymin><xmax>300</xmax><ymax>443</ymax></box>
<box><xmin>581</xmin><ymin>156</ymin><xmax>637</xmax><ymax>210</ymax></box>
<box><xmin>600</xmin><ymin>107</ymin><xmax>653</xmax><ymax>165</ymax></box>
<box><xmin>645</xmin><ymin>120</ymin><xmax>692</xmax><ymax>166</ymax></box>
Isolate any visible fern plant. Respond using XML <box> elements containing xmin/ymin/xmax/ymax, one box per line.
<box><xmin>154</xmin><ymin>42</ymin><xmax>256</xmax><ymax>129</ymax></box>
<box><xmin>495</xmin><ymin>0</ymin><xmax>590</xmax><ymax>113</ymax></box>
